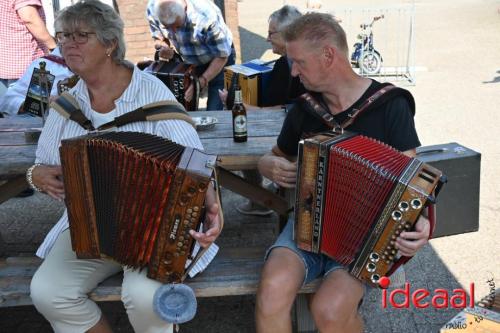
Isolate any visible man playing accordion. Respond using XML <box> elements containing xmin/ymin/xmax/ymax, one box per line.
<box><xmin>256</xmin><ymin>13</ymin><xmax>431</xmax><ymax>333</ymax></box>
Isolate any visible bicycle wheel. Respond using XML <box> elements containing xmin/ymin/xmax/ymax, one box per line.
<box><xmin>360</xmin><ymin>51</ymin><xmax>382</xmax><ymax>75</ymax></box>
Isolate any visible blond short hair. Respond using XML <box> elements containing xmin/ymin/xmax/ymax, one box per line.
<box><xmin>283</xmin><ymin>12</ymin><xmax>348</xmax><ymax>56</ymax></box>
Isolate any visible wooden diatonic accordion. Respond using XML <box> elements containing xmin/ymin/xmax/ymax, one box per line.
<box><xmin>295</xmin><ymin>131</ymin><xmax>445</xmax><ymax>287</ymax></box>
<box><xmin>60</xmin><ymin>131</ymin><xmax>216</xmax><ymax>283</ymax></box>
<box><xmin>145</xmin><ymin>60</ymin><xmax>199</xmax><ymax>111</ymax></box>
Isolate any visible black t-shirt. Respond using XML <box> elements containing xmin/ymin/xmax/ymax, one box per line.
<box><xmin>277</xmin><ymin>80</ymin><xmax>421</xmax><ymax>156</ymax></box>
<box><xmin>261</xmin><ymin>56</ymin><xmax>306</xmax><ymax>106</ymax></box>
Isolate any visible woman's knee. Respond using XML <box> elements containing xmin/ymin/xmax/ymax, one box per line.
<box><xmin>30</xmin><ymin>268</ymin><xmax>59</xmax><ymax>313</ymax></box>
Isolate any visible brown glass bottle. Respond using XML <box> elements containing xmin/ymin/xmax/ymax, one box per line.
<box><xmin>232</xmin><ymin>86</ymin><xmax>247</xmax><ymax>142</ymax></box>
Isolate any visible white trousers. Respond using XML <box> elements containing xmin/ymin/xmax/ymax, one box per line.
<box><xmin>30</xmin><ymin>230</ymin><xmax>173</xmax><ymax>333</ymax></box>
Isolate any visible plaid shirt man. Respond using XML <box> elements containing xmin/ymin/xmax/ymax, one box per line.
<box><xmin>0</xmin><ymin>0</ymin><xmax>47</xmax><ymax>79</ymax></box>
<box><xmin>147</xmin><ymin>0</ymin><xmax>233</xmax><ymax>66</ymax></box>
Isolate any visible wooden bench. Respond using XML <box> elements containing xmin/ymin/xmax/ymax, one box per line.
<box><xmin>0</xmin><ymin>247</ymin><xmax>319</xmax><ymax>308</ymax></box>
<box><xmin>0</xmin><ymin>189</ymin><xmax>320</xmax><ymax>330</ymax></box>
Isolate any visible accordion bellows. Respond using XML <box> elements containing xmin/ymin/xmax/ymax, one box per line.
<box><xmin>295</xmin><ymin>132</ymin><xmax>444</xmax><ymax>287</ymax></box>
<box><xmin>60</xmin><ymin>132</ymin><xmax>216</xmax><ymax>283</ymax></box>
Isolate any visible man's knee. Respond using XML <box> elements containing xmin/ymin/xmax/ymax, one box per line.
<box><xmin>256</xmin><ymin>251</ymin><xmax>304</xmax><ymax>315</ymax></box>
<box><xmin>309</xmin><ymin>272</ymin><xmax>364</xmax><ymax>332</ymax></box>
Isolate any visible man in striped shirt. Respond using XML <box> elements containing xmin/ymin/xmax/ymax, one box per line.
<box><xmin>147</xmin><ymin>0</ymin><xmax>235</xmax><ymax>110</ymax></box>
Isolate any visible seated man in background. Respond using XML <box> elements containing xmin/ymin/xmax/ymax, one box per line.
<box><xmin>147</xmin><ymin>0</ymin><xmax>235</xmax><ymax>111</ymax></box>
<box><xmin>258</xmin><ymin>5</ymin><xmax>306</xmax><ymax>108</ymax></box>
<box><xmin>219</xmin><ymin>5</ymin><xmax>306</xmax><ymax>216</ymax></box>
<box><xmin>0</xmin><ymin>47</ymin><xmax>73</xmax><ymax>117</ymax></box>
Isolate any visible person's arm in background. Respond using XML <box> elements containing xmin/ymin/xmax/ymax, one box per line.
<box><xmin>185</xmin><ymin>56</ymin><xmax>228</xmax><ymax>102</ymax></box>
<box><xmin>0</xmin><ymin>60</ymin><xmax>40</xmax><ymax>116</ymax></box>
<box><xmin>17</xmin><ymin>5</ymin><xmax>56</xmax><ymax>51</ymax></box>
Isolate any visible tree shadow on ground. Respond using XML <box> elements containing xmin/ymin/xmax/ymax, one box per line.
<box><xmin>238</xmin><ymin>26</ymin><xmax>271</xmax><ymax>62</ymax></box>
<box><xmin>482</xmin><ymin>70</ymin><xmax>500</xmax><ymax>84</ymax></box>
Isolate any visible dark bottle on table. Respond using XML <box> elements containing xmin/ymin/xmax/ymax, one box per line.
<box><xmin>232</xmin><ymin>85</ymin><xmax>247</xmax><ymax>142</ymax></box>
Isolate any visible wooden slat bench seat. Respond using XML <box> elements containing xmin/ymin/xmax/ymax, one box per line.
<box><xmin>0</xmin><ymin>247</ymin><xmax>320</xmax><ymax>308</ymax></box>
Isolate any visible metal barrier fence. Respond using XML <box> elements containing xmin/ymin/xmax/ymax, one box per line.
<box><xmin>334</xmin><ymin>4</ymin><xmax>416</xmax><ymax>84</ymax></box>
<box><xmin>283</xmin><ymin>2</ymin><xmax>417</xmax><ymax>85</ymax></box>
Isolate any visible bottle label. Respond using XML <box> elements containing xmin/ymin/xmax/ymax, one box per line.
<box><xmin>234</xmin><ymin>115</ymin><xmax>247</xmax><ymax>134</ymax></box>
<box><xmin>234</xmin><ymin>90</ymin><xmax>242</xmax><ymax>104</ymax></box>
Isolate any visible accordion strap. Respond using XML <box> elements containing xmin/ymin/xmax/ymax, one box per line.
<box><xmin>51</xmin><ymin>93</ymin><xmax>195</xmax><ymax>131</ymax></box>
<box><xmin>51</xmin><ymin>92</ymin><xmax>95</xmax><ymax>131</ymax></box>
<box><xmin>98</xmin><ymin>100</ymin><xmax>195</xmax><ymax>130</ymax></box>
<box><xmin>298</xmin><ymin>83</ymin><xmax>414</xmax><ymax>131</ymax></box>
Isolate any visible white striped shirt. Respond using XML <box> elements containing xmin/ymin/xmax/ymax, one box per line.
<box><xmin>35</xmin><ymin>66</ymin><xmax>218</xmax><ymax>273</ymax></box>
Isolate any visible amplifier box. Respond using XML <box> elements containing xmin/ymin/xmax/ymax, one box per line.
<box><xmin>224</xmin><ymin>60</ymin><xmax>274</xmax><ymax>106</ymax></box>
<box><xmin>416</xmin><ymin>143</ymin><xmax>481</xmax><ymax>238</ymax></box>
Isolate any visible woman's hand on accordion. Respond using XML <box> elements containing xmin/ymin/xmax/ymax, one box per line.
<box><xmin>189</xmin><ymin>186</ymin><xmax>222</xmax><ymax>248</ymax></box>
<box><xmin>396</xmin><ymin>215</ymin><xmax>430</xmax><ymax>257</ymax></box>
<box><xmin>32</xmin><ymin>164</ymin><xmax>65</xmax><ymax>201</ymax></box>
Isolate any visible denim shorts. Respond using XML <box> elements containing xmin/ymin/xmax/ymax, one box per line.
<box><xmin>265</xmin><ymin>219</ymin><xmax>345</xmax><ymax>286</ymax></box>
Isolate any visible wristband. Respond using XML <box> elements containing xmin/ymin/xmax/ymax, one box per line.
<box><xmin>26</xmin><ymin>163</ymin><xmax>43</xmax><ymax>192</ymax></box>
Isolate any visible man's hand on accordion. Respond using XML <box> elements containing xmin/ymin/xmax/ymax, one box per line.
<box><xmin>395</xmin><ymin>215</ymin><xmax>430</xmax><ymax>257</ymax></box>
<box><xmin>155</xmin><ymin>44</ymin><xmax>175</xmax><ymax>61</ymax></box>
<box><xmin>258</xmin><ymin>147</ymin><xmax>297</xmax><ymax>189</ymax></box>
<box><xmin>189</xmin><ymin>186</ymin><xmax>222</xmax><ymax>248</ymax></box>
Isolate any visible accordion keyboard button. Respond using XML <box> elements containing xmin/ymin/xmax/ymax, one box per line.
<box><xmin>198</xmin><ymin>183</ymin><xmax>208</xmax><ymax>192</ymax></box>
<box><xmin>187</xmin><ymin>208</ymin><xmax>193</xmax><ymax>214</ymax></box>
<box><xmin>193</xmin><ymin>206</ymin><xmax>199</xmax><ymax>212</ymax></box>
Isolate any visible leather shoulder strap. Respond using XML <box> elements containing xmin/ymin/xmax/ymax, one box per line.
<box><xmin>98</xmin><ymin>100</ymin><xmax>196</xmax><ymax>130</ymax></box>
<box><xmin>51</xmin><ymin>92</ymin><xmax>95</xmax><ymax>131</ymax></box>
<box><xmin>298</xmin><ymin>83</ymin><xmax>415</xmax><ymax>130</ymax></box>
<box><xmin>52</xmin><ymin>93</ymin><xmax>195</xmax><ymax>131</ymax></box>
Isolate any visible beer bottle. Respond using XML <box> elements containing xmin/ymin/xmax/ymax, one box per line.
<box><xmin>232</xmin><ymin>85</ymin><xmax>247</xmax><ymax>142</ymax></box>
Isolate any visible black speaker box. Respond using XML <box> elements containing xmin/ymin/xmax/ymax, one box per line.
<box><xmin>416</xmin><ymin>143</ymin><xmax>481</xmax><ymax>238</ymax></box>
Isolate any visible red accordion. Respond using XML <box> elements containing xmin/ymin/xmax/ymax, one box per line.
<box><xmin>60</xmin><ymin>132</ymin><xmax>216</xmax><ymax>283</ymax></box>
<box><xmin>295</xmin><ymin>131</ymin><xmax>445</xmax><ymax>287</ymax></box>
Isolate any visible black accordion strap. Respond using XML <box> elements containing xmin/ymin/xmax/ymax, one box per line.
<box><xmin>97</xmin><ymin>100</ymin><xmax>195</xmax><ymax>130</ymax></box>
<box><xmin>51</xmin><ymin>92</ymin><xmax>95</xmax><ymax>131</ymax></box>
<box><xmin>298</xmin><ymin>83</ymin><xmax>415</xmax><ymax>131</ymax></box>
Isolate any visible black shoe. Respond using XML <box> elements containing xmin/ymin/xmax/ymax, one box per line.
<box><xmin>16</xmin><ymin>188</ymin><xmax>34</xmax><ymax>197</ymax></box>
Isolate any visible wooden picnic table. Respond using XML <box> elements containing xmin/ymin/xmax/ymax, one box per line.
<box><xmin>0</xmin><ymin>110</ymin><xmax>288</xmax><ymax>212</ymax></box>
